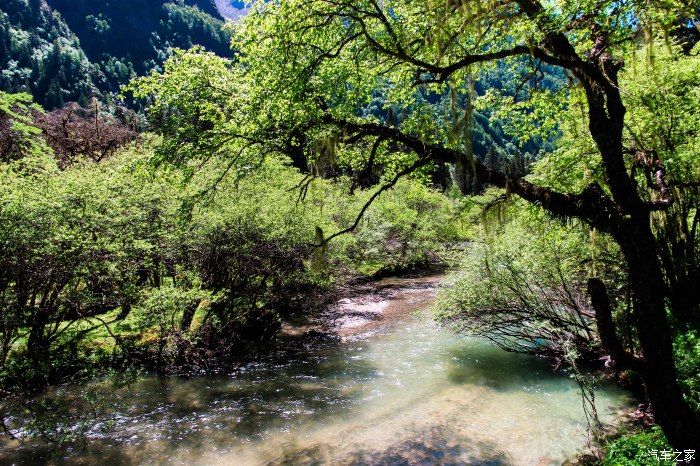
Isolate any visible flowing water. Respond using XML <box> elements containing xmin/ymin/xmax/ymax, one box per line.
<box><xmin>1</xmin><ymin>276</ymin><xmax>633</xmax><ymax>465</ymax></box>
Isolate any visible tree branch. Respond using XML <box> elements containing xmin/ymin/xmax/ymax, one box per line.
<box><xmin>325</xmin><ymin>115</ymin><xmax>621</xmax><ymax>233</ymax></box>
<box><xmin>318</xmin><ymin>154</ymin><xmax>432</xmax><ymax>245</ymax></box>
<box><xmin>587</xmin><ymin>277</ymin><xmax>644</xmax><ymax>372</ymax></box>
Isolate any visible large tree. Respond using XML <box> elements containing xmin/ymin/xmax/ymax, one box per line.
<box><xmin>131</xmin><ymin>0</ymin><xmax>700</xmax><ymax>448</ymax></box>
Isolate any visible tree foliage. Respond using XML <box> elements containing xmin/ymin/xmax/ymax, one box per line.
<box><xmin>0</xmin><ymin>122</ymin><xmax>465</xmax><ymax>408</ymax></box>
<box><xmin>0</xmin><ymin>91</ymin><xmax>46</xmax><ymax>162</ymax></box>
<box><xmin>0</xmin><ymin>0</ymin><xmax>232</xmax><ymax>109</ymax></box>
<box><xmin>36</xmin><ymin>101</ymin><xmax>137</xmax><ymax>168</ymax></box>
<box><xmin>436</xmin><ymin>200</ymin><xmax>622</xmax><ymax>363</ymax></box>
<box><xmin>129</xmin><ymin>0</ymin><xmax>700</xmax><ymax>449</ymax></box>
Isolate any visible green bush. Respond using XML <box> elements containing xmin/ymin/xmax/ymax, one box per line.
<box><xmin>434</xmin><ymin>196</ymin><xmax>623</xmax><ymax>361</ymax></box>
<box><xmin>0</xmin><ymin>138</ymin><xmax>467</xmax><ymax>389</ymax></box>
<box><xmin>603</xmin><ymin>427</ymin><xmax>673</xmax><ymax>466</ymax></box>
<box><xmin>675</xmin><ymin>330</ymin><xmax>700</xmax><ymax>412</ymax></box>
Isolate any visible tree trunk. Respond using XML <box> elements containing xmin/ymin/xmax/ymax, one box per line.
<box><xmin>587</xmin><ymin>277</ymin><xmax>632</xmax><ymax>368</ymax></box>
<box><xmin>616</xmin><ymin>219</ymin><xmax>700</xmax><ymax>450</ymax></box>
<box><xmin>27</xmin><ymin>310</ymin><xmax>50</xmax><ymax>362</ymax></box>
<box><xmin>578</xmin><ymin>46</ymin><xmax>700</xmax><ymax>448</ymax></box>
<box><xmin>180</xmin><ymin>299</ymin><xmax>200</xmax><ymax>332</ymax></box>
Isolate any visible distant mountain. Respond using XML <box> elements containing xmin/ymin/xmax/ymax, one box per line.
<box><xmin>45</xmin><ymin>0</ymin><xmax>231</xmax><ymax>76</ymax></box>
<box><xmin>0</xmin><ymin>0</ymin><xmax>95</xmax><ymax>108</ymax></box>
<box><xmin>214</xmin><ymin>0</ymin><xmax>249</xmax><ymax>20</ymax></box>
<box><xmin>0</xmin><ymin>0</ymin><xmax>232</xmax><ymax>109</ymax></box>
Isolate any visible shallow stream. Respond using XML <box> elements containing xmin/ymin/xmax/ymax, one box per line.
<box><xmin>2</xmin><ymin>276</ymin><xmax>632</xmax><ymax>465</ymax></box>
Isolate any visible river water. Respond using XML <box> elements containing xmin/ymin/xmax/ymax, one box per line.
<box><xmin>2</xmin><ymin>276</ymin><xmax>632</xmax><ymax>465</ymax></box>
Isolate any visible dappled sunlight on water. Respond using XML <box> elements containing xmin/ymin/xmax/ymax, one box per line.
<box><xmin>1</xmin><ymin>280</ymin><xmax>633</xmax><ymax>465</ymax></box>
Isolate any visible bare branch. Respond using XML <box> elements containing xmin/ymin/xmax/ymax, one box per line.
<box><xmin>318</xmin><ymin>155</ymin><xmax>432</xmax><ymax>245</ymax></box>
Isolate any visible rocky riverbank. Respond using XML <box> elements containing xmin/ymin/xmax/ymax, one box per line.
<box><xmin>281</xmin><ymin>274</ymin><xmax>444</xmax><ymax>340</ymax></box>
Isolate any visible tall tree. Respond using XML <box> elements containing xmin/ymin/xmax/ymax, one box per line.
<box><xmin>132</xmin><ymin>0</ymin><xmax>700</xmax><ymax>448</ymax></box>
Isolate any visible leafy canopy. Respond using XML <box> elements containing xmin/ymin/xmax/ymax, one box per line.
<box><xmin>130</xmin><ymin>0</ymin><xmax>698</xmax><ymax>198</ymax></box>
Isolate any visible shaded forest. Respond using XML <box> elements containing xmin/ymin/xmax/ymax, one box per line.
<box><xmin>0</xmin><ymin>0</ymin><xmax>230</xmax><ymax>108</ymax></box>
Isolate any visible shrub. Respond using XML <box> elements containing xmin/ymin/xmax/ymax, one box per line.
<box><xmin>35</xmin><ymin>101</ymin><xmax>137</xmax><ymax>168</ymax></box>
<box><xmin>435</xmin><ymin>196</ymin><xmax>624</xmax><ymax>363</ymax></box>
<box><xmin>675</xmin><ymin>330</ymin><xmax>700</xmax><ymax>412</ymax></box>
<box><xmin>603</xmin><ymin>427</ymin><xmax>672</xmax><ymax>466</ymax></box>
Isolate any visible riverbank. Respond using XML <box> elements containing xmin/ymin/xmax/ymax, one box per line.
<box><xmin>1</xmin><ymin>273</ymin><xmax>634</xmax><ymax>466</ymax></box>
<box><xmin>282</xmin><ymin>273</ymin><xmax>444</xmax><ymax>340</ymax></box>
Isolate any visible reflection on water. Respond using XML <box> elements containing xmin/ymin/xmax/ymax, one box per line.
<box><xmin>1</xmin><ymin>282</ymin><xmax>632</xmax><ymax>466</ymax></box>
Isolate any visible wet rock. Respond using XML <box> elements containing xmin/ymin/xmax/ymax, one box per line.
<box><xmin>300</xmin><ymin>329</ymin><xmax>341</xmax><ymax>348</ymax></box>
<box><xmin>344</xmin><ymin>426</ymin><xmax>509</xmax><ymax>466</ymax></box>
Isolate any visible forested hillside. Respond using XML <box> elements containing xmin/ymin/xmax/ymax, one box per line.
<box><xmin>46</xmin><ymin>0</ymin><xmax>230</xmax><ymax>77</ymax></box>
<box><xmin>0</xmin><ymin>0</ymin><xmax>230</xmax><ymax>108</ymax></box>
<box><xmin>0</xmin><ymin>0</ymin><xmax>94</xmax><ymax>108</ymax></box>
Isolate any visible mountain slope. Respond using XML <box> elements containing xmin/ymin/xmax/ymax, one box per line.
<box><xmin>0</xmin><ymin>0</ymin><xmax>232</xmax><ymax>109</ymax></box>
<box><xmin>46</xmin><ymin>0</ymin><xmax>231</xmax><ymax>77</ymax></box>
<box><xmin>0</xmin><ymin>0</ymin><xmax>95</xmax><ymax>108</ymax></box>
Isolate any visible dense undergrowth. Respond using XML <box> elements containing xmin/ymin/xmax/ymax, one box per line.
<box><xmin>0</xmin><ymin>129</ymin><xmax>467</xmax><ymax>440</ymax></box>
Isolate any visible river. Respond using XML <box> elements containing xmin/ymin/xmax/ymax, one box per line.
<box><xmin>1</xmin><ymin>275</ymin><xmax>632</xmax><ymax>465</ymax></box>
